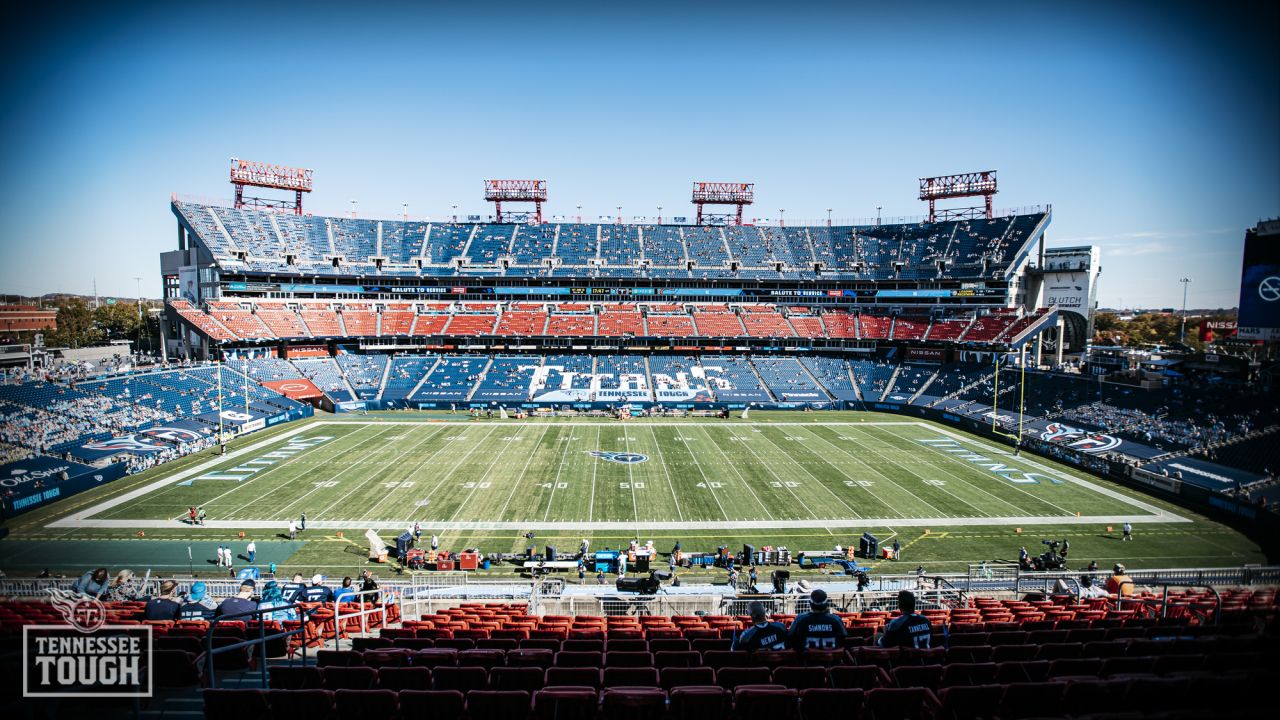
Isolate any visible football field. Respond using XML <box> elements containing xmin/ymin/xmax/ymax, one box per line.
<box><xmin>54</xmin><ymin>417</ymin><xmax>1177</xmax><ymax>532</ymax></box>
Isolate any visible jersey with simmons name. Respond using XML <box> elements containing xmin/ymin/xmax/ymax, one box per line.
<box><xmin>789</xmin><ymin>611</ymin><xmax>848</xmax><ymax>649</ymax></box>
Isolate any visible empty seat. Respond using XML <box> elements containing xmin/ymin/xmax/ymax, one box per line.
<box><xmin>507</xmin><ymin>648</ymin><xmax>554</xmax><ymax>668</ymax></box>
<box><xmin>545</xmin><ymin>667</ymin><xmax>601</xmax><ymax>689</ymax></box>
<box><xmin>398</xmin><ymin>689</ymin><xmax>465</xmax><ymax>720</ymax></box>
<box><xmin>829</xmin><ymin>664</ymin><xmax>889</xmax><ymax>689</ymax></box>
<box><xmin>601</xmin><ymin>687</ymin><xmax>667</xmax><ymax>720</ymax></box>
<box><xmin>938</xmin><ymin>684</ymin><xmax>1002</xmax><ymax>720</ymax></box>
<box><xmin>773</xmin><ymin>666</ymin><xmax>828</xmax><ymax>690</ymax></box>
<box><xmin>669</xmin><ymin>685</ymin><xmax>731</xmax><ymax>720</ymax></box>
<box><xmin>892</xmin><ymin>664</ymin><xmax>944</xmax><ymax>690</ymax></box>
<box><xmin>333</xmin><ymin>689</ymin><xmax>397</xmax><ymax>720</ymax></box>
<box><xmin>467</xmin><ymin>689</ymin><xmax>531</xmax><ymax>720</ymax></box>
<box><xmin>554</xmin><ymin>650</ymin><xmax>602</xmax><ymax>668</ymax></box>
<box><xmin>459</xmin><ymin>649</ymin><xmax>506</xmax><ymax>669</ymax></box>
<box><xmin>995</xmin><ymin>660</ymin><xmax>1050</xmax><ymax>683</ymax></box>
<box><xmin>605</xmin><ymin>650</ymin><xmax>655</xmax><ymax>667</ymax></box>
<box><xmin>1048</xmin><ymin>657</ymin><xmax>1103</xmax><ymax>678</ymax></box>
<box><xmin>433</xmin><ymin>666</ymin><xmax>488</xmax><ymax>692</ymax></box>
<box><xmin>800</xmin><ymin>688</ymin><xmax>864</xmax><ymax>720</ymax></box>
<box><xmin>734</xmin><ymin>686</ymin><xmax>799</xmax><ymax>720</ymax></box>
<box><xmin>939</xmin><ymin>662</ymin><xmax>997</xmax><ymax>687</ymax></box>
<box><xmin>655</xmin><ymin>650</ymin><xmax>703</xmax><ymax>668</ymax></box>
<box><xmin>661</xmin><ymin>665</ymin><xmax>716</xmax><ymax>690</ymax></box>
<box><xmin>865</xmin><ymin>687</ymin><xmax>938</xmax><ymax>720</ymax></box>
<box><xmin>377</xmin><ymin>666</ymin><xmax>431</xmax><ymax>691</ymax></box>
<box><xmin>717</xmin><ymin>666</ymin><xmax>773</xmax><ymax>689</ymax></box>
<box><xmin>604</xmin><ymin>666</ymin><xmax>659</xmax><ymax>687</ymax></box>
<box><xmin>203</xmin><ymin>688</ymin><xmax>269</xmax><ymax>720</ymax></box>
<box><xmin>532</xmin><ymin>687</ymin><xmax>598</xmax><ymax>720</ymax></box>
<box><xmin>321</xmin><ymin>666</ymin><xmax>377</xmax><ymax>690</ymax></box>
<box><xmin>490</xmin><ymin>666</ymin><xmax>545</xmax><ymax>692</ymax></box>
<box><xmin>411</xmin><ymin>648</ymin><xmax>459</xmax><ymax>668</ymax></box>
<box><xmin>268</xmin><ymin>689</ymin><xmax>335</xmax><ymax>718</ymax></box>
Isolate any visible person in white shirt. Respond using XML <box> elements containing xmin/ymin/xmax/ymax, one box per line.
<box><xmin>288</xmin><ymin>520</ymin><xmax>297</xmax><ymax>540</ymax></box>
<box><xmin>246</xmin><ymin>540</ymin><xmax>257</xmax><ymax>564</ymax></box>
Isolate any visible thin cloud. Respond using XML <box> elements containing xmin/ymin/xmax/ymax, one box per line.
<box><xmin>1107</xmin><ymin>241</ymin><xmax>1174</xmax><ymax>257</ymax></box>
<box><xmin>1055</xmin><ymin>228</ymin><xmax>1234</xmax><ymax>244</ymax></box>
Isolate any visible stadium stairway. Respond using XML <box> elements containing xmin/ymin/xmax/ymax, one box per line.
<box><xmin>375</xmin><ymin>358</ymin><xmax>394</xmax><ymax>400</ymax></box>
<box><xmin>744</xmin><ymin>359</ymin><xmax>777</xmax><ymax>403</ymax></box>
<box><xmin>879</xmin><ymin>364</ymin><xmax>904</xmax><ymax>402</ymax></box>
<box><xmin>845</xmin><ymin>362</ymin><xmax>865</xmax><ymax>403</ymax></box>
<box><xmin>909</xmin><ymin>368</ymin><xmax>940</xmax><ymax>404</ymax></box>
<box><xmin>464</xmin><ymin>357</ymin><xmax>495</xmax><ymax>402</ymax></box>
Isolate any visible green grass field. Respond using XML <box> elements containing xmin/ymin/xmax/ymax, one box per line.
<box><xmin>1</xmin><ymin>412</ymin><xmax>1266</xmax><ymax>577</ymax></box>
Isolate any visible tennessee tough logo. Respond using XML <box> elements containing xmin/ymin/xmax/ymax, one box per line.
<box><xmin>588</xmin><ymin>451</ymin><xmax>649</xmax><ymax>464</ymax></box>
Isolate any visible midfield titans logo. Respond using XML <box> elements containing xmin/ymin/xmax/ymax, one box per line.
<box><xmin>588</xmin><ymin>451</ymin><xmax>649</xmax><ymax>465</ymax></box>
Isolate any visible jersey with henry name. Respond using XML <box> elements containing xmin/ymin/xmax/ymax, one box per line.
<box><xmin>733</xmin><ymin>621</ymin><xmax>790</xmax><ymax>651</ymax></box>
<box><xmin>788</xmin><ymin>611</ymin><xmax>848</xmax><ymax>649</ymax></box>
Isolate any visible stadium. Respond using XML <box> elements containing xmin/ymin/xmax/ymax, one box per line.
<box><xmin>2</xmin><ymin>3</ymin><xmax>1279</xmax><ymax>718</ymax></box>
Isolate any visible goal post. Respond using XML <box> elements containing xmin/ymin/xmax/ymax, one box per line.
<box><xmin>989</xmin><ymin>348</ymin><xmax>1027</xmax><ymax>445</ymax></box>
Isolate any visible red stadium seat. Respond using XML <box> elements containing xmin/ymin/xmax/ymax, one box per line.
<box><xmin>467</xmin><ymin>689</ymin><xmax>531</xmax><ymax>720</ymax></box>
<box><xmin>398</xmin><ymin>689</ymin><xmax>464</xmax><ymax>720</ymax></box>
<box><xmin>532</xmin><ymin>687</ymin><xmax>598</xmax><ymax>720</ymax></box>
<box><xmin>376</xmin><ymin>666</ymin><xmax>431</xmax><ymax>691</ymax></box>
<box><xmin>333</xmin><ymin>688</ymin><xmax>398</xmax><ymax>720</ymax></box>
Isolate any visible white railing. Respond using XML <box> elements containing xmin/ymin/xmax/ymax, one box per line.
<box><xmin>331</xmin><ymin>587</ymin><xmax>397</xmax><ymax>648</ymax></box>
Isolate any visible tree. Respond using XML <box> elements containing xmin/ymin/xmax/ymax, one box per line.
<box><xmin>95</xmin><ymin>301</ymin><xmax>142</xmax><ymax>341</ymax></box>
<box><xmin>44</xmin><ymin>297</ymin><xmax>101</xmax><ymax>348</ymax></box>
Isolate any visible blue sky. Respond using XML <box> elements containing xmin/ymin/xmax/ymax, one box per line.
<box><xmin>0</xmin><ymin>1</ymin><xmax>1275</xmax><ymax>309</ymax></box>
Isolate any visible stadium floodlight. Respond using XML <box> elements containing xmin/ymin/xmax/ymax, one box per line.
<box><xmin>918</xmin><ymin>170</ymin><xmax>998</xmax><ymax>221</ymax></box>
<box><xmin>657</xmin><ymin>206</ymin><xmax>662</xmax><ymax>224</ymax></box>
<box><xmin>452</xmin><ymin>204</ymin><xmax>458</xmax><ymax>223</ymax></box>
<box><xmin>485</xmin><ymin>179</ymin><xmax>547</xmax><ymax>223</ymax></box>
<box><xmin>779</xmin><ymin>209</ymin><xmax>785</xmax><ymax>228</ymax></box>
<box><xmin>1180</xmin><ymin>278</ymin><xmax>1192</xmax><ymax>343</ymax></box>
<box><xmin>826</xmin><ymin>208</ymin><xmax>832</xmax><ymax>227</ymax></box>
<box><xmin>230</xmin><ymin>157</ymin><xmax>313</xmax><ymax>215</ymax></box>
<box><xmin>692</xmin><ymin>182</ymin><xmax>754</xmax><ymax>226</ymax></box>
<box><xmin>616</xmin><ymin>206</ymin><xmax>622</xmax><ymax>225</ymax></box>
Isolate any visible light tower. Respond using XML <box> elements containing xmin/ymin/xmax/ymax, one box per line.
<box><xmin>484</xmin><ymin>179</ymin><xmax>547</xmax><ymax>223</ymax></box>
<box><xmin>918</xmin><ymin>170</ymin><xmax>998</xmax><ymax>222</ymax></box>
<box><xmin>692</xmin><ymin>182</ymin><xmax>754</xmax><ymax>226</ymax></box>
<box><xmin>230</xmin><ymin>158</ymin><xmax>313</xmax><ymax>215</ymax></box>
<box><xmin>1179</xmin><ymin>278</ymin><xmax>1192</xmax><ymax>343</ymax></box>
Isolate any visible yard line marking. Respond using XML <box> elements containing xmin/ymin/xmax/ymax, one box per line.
<box><xmin>796</xmin><ymin>426</ymin><xmax>948</xmax><ymax>518</ymax></box>
<box><xmin>446</xmin><ymin>425</ymin><xmax>529</xmax><ymax>523</ymax></box>
<box><xmin>751</xmin><ymin>427</ymin><xmax>862</xmax><ymax>519</ymax></box>
<box><xmin>645</xmin><ymin>426</ymin><xmax>685</xmax><ymax>523</ymax></box>
<box><xmin>695</xmin><ymin>426</ymin><xmax>776</xmax><ymax>521</ymax></box>
<box><xmin>848</xmin><ymin>425</ymin><xmax>991</xmax><ymax>517</ymax></box>
<box><xmin>675</xmin><ymin>427</ymin><xmax>732</xmax><ymax>522</ymax></box>
<box><xmin>542</xmin><ymin>426</ymin><xmax>577</xmax><ymax>522</ymax></box>
<box><xmin>588</xmin><ymin>427</ymin><xmax>600</xmax><ymax>522</ymax></box>
<box><xmin>723</xmin><ymin>426</ymin><xmax>821</xmax><ymax>521</ymax></box>
<box><xmin>265</xmin><ymin>425</ymin><xmax>404</xmax><ymax>519</ymax></box>
<box><xmin>495</xmin><ymin>425</ymin><xmax>552</xmax><ymax>521</ymax></box>
<box><xmin>416</xmin><ymin>425</ymin><xmax>501</xmax><ymax>525</ymax></box>
<box><xmin>315</xmin><ymin>425</ymin><xmax>447</xmax><ymax>520</ymax></box>
<box><xmin>359</xmin><ymin>426</ymin><xmax>455</xmax><ymax>521</ymax></box>
<box><xmin>622</xmin><ymin>426</ymin><xmax>640</xmax><ymax>525</ymax></box>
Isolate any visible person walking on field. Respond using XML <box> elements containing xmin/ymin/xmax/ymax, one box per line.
<box><xmin>246</xmin><ymin>540</ymin><xmax>256</xmax><ymax>564</ymax></box>
<box><xmin>287</xmin><ymin>520</ymin><xmax>297</xmax><ymax>541</ymax></box>
<box><xmin>1122</xmin><ymin>522</ymin><xmax>1133</xmax><ymax>541</ymax></box>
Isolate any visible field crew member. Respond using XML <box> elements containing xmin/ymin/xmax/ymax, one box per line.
<box><xmin>789</xmin><ymin>588</ymin><xmax>847</xmax><ymax>650</ymax></box>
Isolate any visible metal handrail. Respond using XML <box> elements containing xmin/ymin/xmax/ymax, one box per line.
<box><xmin>203</xmin><ymin>601</ymin><xmax>312</xmax><ymax>688</ymax></box>
<box><xmin>331</xmin><ymin>588</ymin><xmax>396</xmax><ymax>648</ymax></box>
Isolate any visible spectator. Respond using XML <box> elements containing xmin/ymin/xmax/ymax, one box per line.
<box><xmin>105</xmin><ymin>569</ymin><xmax>140</xmax><ymax>601</ymax></box>
<box><xmin>303</xmin><ymin>574</ymin><xmax>332</xmax><ymax>603</ymax></box>
<box><xmin>1079</xmin><ymin>575</ymin><xmax>1108</xmax><ymax>599</ymax></box>
<box><xmin>789</xmin><ymin>588</ymin><xmax>848</xmax><ymax>650</ymax></box>
<box><xmin>1105</xmin><ymin>564</ymin><xmax>1134</xmax><ymax>597</ymax></box>
<box><xmin>217</xmin><ymin>579</ymin><xmax>258</xmax><ymax>618</ymax></box>
<box><xmin>878</xmin><ymin>590</ymin><xmax>932</xmax><ymax>648</ymax></box>
<box><xmin>732</xmin><ymin>601</ymin><xmax>788</xmax><ymax>651</ymax></box>
<box><xmin>282</xmin><ymin>573</ymin><xmax>307</xmax><ymax>603</ymax></box>
<box><xmin>359</xmin><ymin>570</ymin><xmax>380</xmax><ymax>599</ymax></box>
<box><xmin>332</xmin><ymin>576</ymin><xmax>357</xmax><ymax>604</ymax></box>
<box><xmin>177</xmin><ymin>582</ymin><xmax>215</xmax><ymax>621</ymax></box>
<box><xmin>144</xmin><ymin>580</ymin><xmax>182</xmax><ymax>621</ymax></box>
<box><xmin>256</xmin><ymin>581</ymin><xmax>297</xmax><ymax>622</ymax></box>
<box><xmin>71</xmin><ymin>568</ymin><xmax>110</xmax><ymax>598</ymax></box>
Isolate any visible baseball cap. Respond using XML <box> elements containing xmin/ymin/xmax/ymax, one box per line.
<box><xmin>239</xmin><ymin>579</ymin><xmax>256</xmax><ymax>590</ymax></box>
<box><xmin>189</xmin><ymin>581</ymin><xmax>206</xmax><ymax>601</ymax></box>
<box><xmin>810</xmin><ymin>588</ymin><xmax>829</xmax><ymax>609</ymax></box>
<box><xmin>311</xmin><ymin>574</ymin><xmax>324</xmax><ymax>585</ymax></box>
<box><xmin>1114</xmin><ymin>563</ymin><xmax>1126</xmax><ymax>574</ymax></box>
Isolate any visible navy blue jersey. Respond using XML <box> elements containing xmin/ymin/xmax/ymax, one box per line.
<box><xmin>176</xmin><ymin>601</ymin><xmax>213</xmax><ymax>621</ymax></box>
<box><xmin>788</xmin><ymin>610</ymin><xmax>848</xmax><ymax>650</ymax></box>
<box><xmin>282</xmin><ymin>583</ymin><xmax>307</xmax><ymax>603</ymax></box>
<box><xmin>733</xmin><ymin>621</ymin><xmax>789</xmax><ymax>651</ymax></box>
<box><xmin>144</xmin><ymin>597</ymin><xmax>181</xmax><ymax>621</ymax></box>
<box><xmin>216</xmin><ymin>596</ymin><xmax>257</xmax><ymax>618</ymax></box>
<box><xmin>878</xmin><ymin>612</ymin><xmax>932</xmax><ymax>648</ymax></box>
<box><xmin>304</xmin><ymin>585</ymin><xmax>332</xmax><ymax>603</ymax></box>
